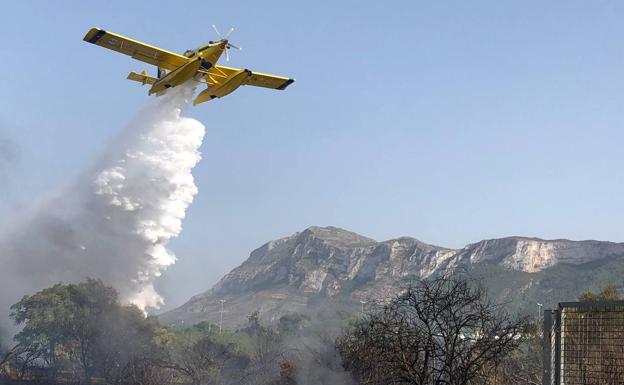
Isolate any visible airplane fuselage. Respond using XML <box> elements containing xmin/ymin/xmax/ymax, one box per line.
<box><xmin>149</xmin><ymin>42</ymin><xmax>227</xmax><ymax>95</ymax></box>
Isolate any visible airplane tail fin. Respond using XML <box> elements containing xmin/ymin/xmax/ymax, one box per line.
<box><xmin>127</xmin><ymin>70</ymin><xmax>157</xmax><ymax>85</ymax></box>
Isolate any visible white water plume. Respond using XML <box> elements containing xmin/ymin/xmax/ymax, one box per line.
<box><xmin>0</xmin><ymin>84</ymin><xmax>205</xmax><ymax>330</ymax></box>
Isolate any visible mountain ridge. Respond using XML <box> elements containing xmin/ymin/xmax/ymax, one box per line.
<box><xmin>160</xmin><ymin>226</ymin><xmax>624</xmax><ymax>328</ymax></box>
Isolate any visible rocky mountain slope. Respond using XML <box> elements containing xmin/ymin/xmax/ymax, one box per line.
<box><xmin>160</xmin><ymin>226</ymin><xmax>624</xmax><ymax>328</ymax></box>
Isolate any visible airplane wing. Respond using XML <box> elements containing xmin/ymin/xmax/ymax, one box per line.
<box><xmin>210</xmin><ymin>65</ymin><xmax>295</xmax><ymax>90</ymax></box>
<box><xmin>83</xmin><ymin>28</ymin><xmax>189</xmax><ymax>71</ymax></box>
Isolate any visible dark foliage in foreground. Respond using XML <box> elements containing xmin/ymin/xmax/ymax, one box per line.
<box><xmin>0</xmin><ymin>279</ymin><xmax>326</xmax><ymax>385</ymax></box>
<box><xmin>337</xmin><ymin>276</ymin><xmax>529</xmax><ymax>385</ymax></box>
<box><xmin>5</xmin><ymin>279</ymin><xmax>167</xmax><ymax>384</ymax></box>
<box><xmin>0</xmin><ymin>276</ymin><xmax>535</xmax><ymax>385</ymax></box>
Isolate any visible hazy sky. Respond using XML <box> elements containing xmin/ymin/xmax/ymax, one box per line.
<box><xmin>1</xmin><ymin>1</ymin><xmax>623</xmax><ymax>310</ymax></box>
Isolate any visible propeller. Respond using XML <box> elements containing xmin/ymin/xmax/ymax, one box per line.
<box><xmin>212</xmin><ymin>24</ymin><xmax>242</xmax><ymax>62</ymax></box>
<box><xmin>212</xmin><ymin>24</ymin><xmax>221</xmax><ymax>37</ymax></box>
<box><xmin>224</xmin><ymin>27</ymin><xmax>234</xmax><ymax>39</ymax></box>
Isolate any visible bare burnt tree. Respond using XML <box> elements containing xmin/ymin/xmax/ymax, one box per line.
<box><xmin>169</xmin><ymin>335</ymin><xmax>249</xmax><ymax>385</ymax></box>
<box><xmin>0</xmin><ymin>343</ymin><xmax>37</xmax><ymax>382</ymax></box>
<box><xmin>495</xmin><ymin>322</ymin><xmax>542</xmax><ymax>385</ymax></box>
<box><xmin>338</xmin><ymin>275</ymin><xmax>528</xmax><ymax>385</ymax></box>
<box><xmin>0</xmin><ymin>346</ymin><xmax>10</xmax><ymax>378</ymax></box>
<box><xmin>241</xmin><ymin>311</ymin><xmax>287</xmax><ymax>385</ymax></box>
<box><xmin>93</xmin><ymin>311</ymin><xmax>167</xmax><ymax>385</ymax></box>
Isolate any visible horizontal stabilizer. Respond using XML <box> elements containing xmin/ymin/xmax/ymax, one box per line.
<box><xmin>127</xmin><ymin>71</ymin><xmax>157</xmax><ymax>85</ymax></box>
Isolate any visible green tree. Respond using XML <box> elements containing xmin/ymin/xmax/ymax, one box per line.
<box><xmin>10</xmin><ymin>278</ymin><xmax>117</xmax><ymax>380</ymax></box>
<box><xmin>277</xmin><ymin>313</ymin><xmax>310</xmax><ymax>336</ymax></box>
<box><xmin>9</xmin><ymin>279</ymin><xmax>166</xmax><ymax>384</ymax></box>
<box><xmin>579</xmin><ymin>284</ymin><xmax>622</xmax><ymax>302</ymax></box>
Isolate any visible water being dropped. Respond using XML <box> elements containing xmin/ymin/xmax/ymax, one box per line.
<box><xmin>0</xmin><ymin>84</ymin><xmax>206</xmax><ymax>334</ymax></box>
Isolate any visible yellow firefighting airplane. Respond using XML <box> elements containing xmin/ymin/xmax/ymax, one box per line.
<box><xmin>83</xmin><ymin>26</ymin><xmax>294</xmax><ymax>105</ymax></box>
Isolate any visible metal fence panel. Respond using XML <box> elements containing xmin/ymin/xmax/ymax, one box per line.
<box><xmin>544</xmin><ymin>301</ymin><xmax>624</xmax><ymax>385</ymax></box>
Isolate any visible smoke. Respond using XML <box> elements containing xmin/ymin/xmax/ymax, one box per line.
<box><xmin>0</xmin><ymin>84</ymin><xmax>205</xmax><ymax>335</ymax></box>
<box><xmin>0</xmin><ymin>131</ymin><xmax>19</xmax><ymax>197</ymax></box>
<box><xmin>292</xmin><ymin>337</ymin><xmax>355</xmax><ymax>385</ymax></box>
<box><xmin>278</xmin><ymin>310</ymin><xmax>356</xmax><ymax>385</ymax></box>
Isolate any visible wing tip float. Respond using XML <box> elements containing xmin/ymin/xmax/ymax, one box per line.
<box><xmin>278</xmin><ymin>78</ymin><xmax>295</xmax><ymax>90</ymax></box>
<box><xmin>83</xmin><ymin>26</ymin><xmax>295</xmax><ymax>106</ymax></box>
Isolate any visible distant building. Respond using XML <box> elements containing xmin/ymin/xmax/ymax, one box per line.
<box><xmin>543</xmin><ymin>301</ymin><xmax>624</xmax><ymax>385</ymax></box>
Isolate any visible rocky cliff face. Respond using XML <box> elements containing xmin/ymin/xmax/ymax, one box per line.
<box><xmin>160</xmin><ymin>226</ymin><xmax>624</xmax><ymax>328</ymax></box>
<box><xmin>452</xmin><ymin>237</ymin><xmax>624</xmax><ymax>273</ymax></box>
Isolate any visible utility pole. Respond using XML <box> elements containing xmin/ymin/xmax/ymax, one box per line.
<box><xmin>537</xmin><ymin>302</ymin><xmax>543</xmax><ymax>323</ymax></box>
<box><xmin>360</xmin><ymin>300</ymin><xmax>367</xmax><ymax>314</ymax></box>
<box><xmin>219</xmin><ymin>299</ymin><xmax>226</xmax><ymax>335</ymax></box>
